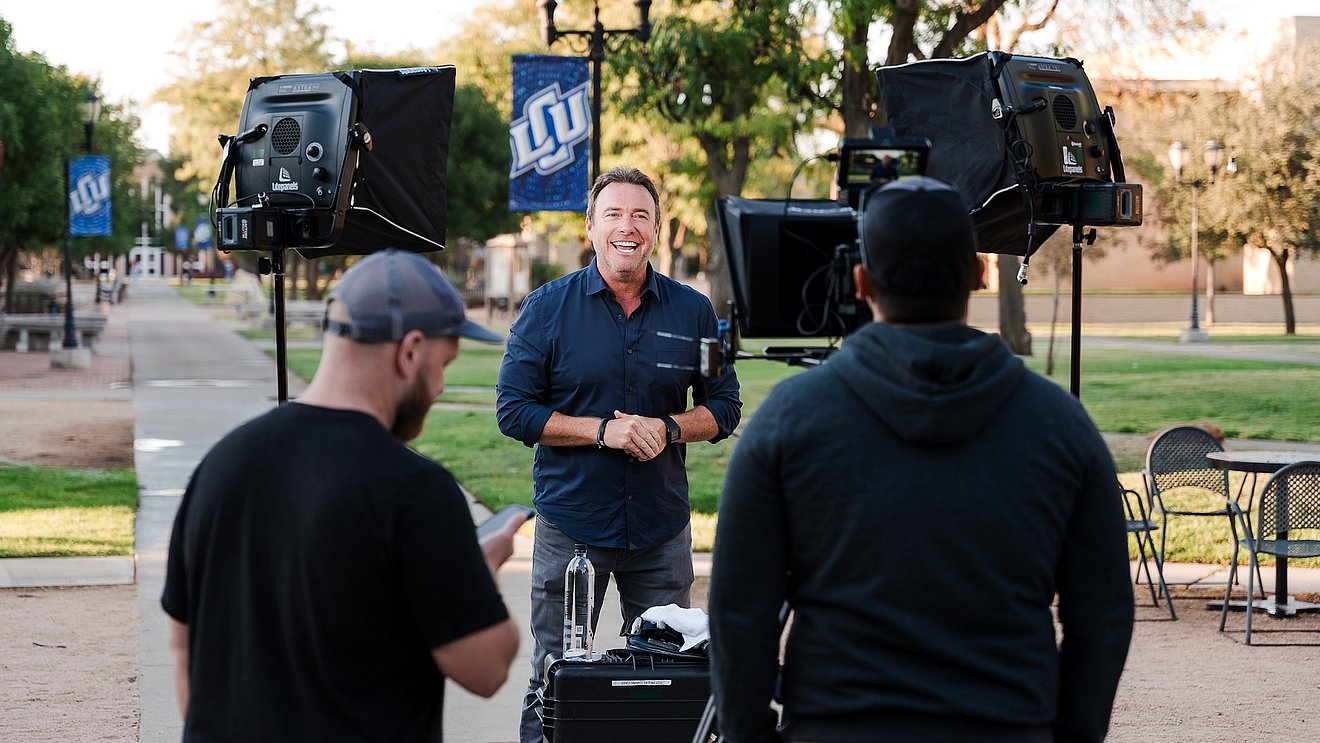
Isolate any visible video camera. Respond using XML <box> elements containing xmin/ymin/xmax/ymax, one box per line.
<box><xmin>716</xmin><ymin>134</ymin><xmax>930</xmax><ymax>344</ymax></box>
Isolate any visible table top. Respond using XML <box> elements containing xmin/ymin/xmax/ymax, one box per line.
<box><xmin>1206</xmin><ymin>450</ymin><xmax>1320</xmax><ymax>473</ymax></box>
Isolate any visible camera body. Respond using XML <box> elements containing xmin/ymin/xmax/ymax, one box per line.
<box><xmin>835</xmin><ymin>135</ymin><xmax>931</xmax><ymax>209</ymax></box>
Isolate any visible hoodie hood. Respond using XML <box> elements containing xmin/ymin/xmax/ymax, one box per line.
<box><xmin>826</xmin><ymin>322</ymin><xmax>1025</xmax><ymax>446</ymax></box>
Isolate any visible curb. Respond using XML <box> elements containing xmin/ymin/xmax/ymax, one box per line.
<box><xmin>0</xmin><ymin>555</ymin><xmax>136</xmax><ymax>588</ymax></box>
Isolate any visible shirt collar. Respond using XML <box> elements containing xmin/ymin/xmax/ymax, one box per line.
<box><xmin>585</xmin><ymin>256</ymin><xmax>660</xmax><ymax>299</ymax></box>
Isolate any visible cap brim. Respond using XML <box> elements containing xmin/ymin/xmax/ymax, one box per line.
<box><xmin>455</xmin><ymin>319</ymin><xmax>503</xmax><ymax>344</ymax></box>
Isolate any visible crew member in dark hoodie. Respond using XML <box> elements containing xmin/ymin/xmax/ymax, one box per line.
<box><xmin>708</xmin><ymin>177</ymin><xmax>1133</xmax><ymax>743</ymax></box>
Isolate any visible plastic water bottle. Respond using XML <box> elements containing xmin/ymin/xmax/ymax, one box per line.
<box><xmin>562</xmin><ymin>544</ymin><xmax>594</xmax><ymax>661</ymax></box>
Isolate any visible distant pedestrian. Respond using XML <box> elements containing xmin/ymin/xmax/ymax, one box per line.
<box><xmin>709</xmin><ymin>177</ymin><xmax>1134</xmax><ymax>743</ymax></box>
<box><xmin>162</xmin><ymin>249</ymin><xmax>522</xmax><ymax>741</ymax></box>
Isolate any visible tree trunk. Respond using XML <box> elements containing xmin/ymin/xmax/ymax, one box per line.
<box><xmin>1274</xmin><ymin>247</ymin><xmax>1296</xmax><ymax>335</ymax></box>
<box><xmin>840</xmin><ymin>23</ymin><xmax>873</xmax><ymax>137</ymax></box>
<box><xmin>1205</xmin><ymin>259</ymin><xmax>1216</xmax><ymax>325</ymax></box>
<box><xmin>703</xmin><ymin>206</ymin><xmax>733</xmax><ymax>321</ymax></box>
<box><xmin>697</xmin><ymin>131</ymin><xmax>751</xmax><ymax>322</ymax></box>
<box><xmin>1</xmin><ymin>244</ymin><xmax>16</xmax><ymax>314</ymax></box>
<box><xmin>997</xmin><ymin>254</ymin><xmax>1032</xmax><ymax>355</ymax></box>
<box><xmin>306</xmin><ymin>256</ymin><xmax>324</xmax><ymax>300</ymax></box>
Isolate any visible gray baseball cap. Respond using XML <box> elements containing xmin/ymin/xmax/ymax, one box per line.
<box><xmin>324</xmin><ymin>249</ymin><xmax>502</xmax><ymax>343</ymax></box>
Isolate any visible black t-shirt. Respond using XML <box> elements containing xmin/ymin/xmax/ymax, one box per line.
<box><xmin>161</xmin><ymin>403</ymin><xmax>509</xmax><ymax>742</ymax></box>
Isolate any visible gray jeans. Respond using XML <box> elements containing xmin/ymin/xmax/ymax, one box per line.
<box><xmin>519</xmin><ymin>516</ymin><xmax>694</xmax><ymax>743</ymax></box>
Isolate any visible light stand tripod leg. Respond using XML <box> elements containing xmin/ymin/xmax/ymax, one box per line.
<box><xmin>272</xmin><ymin>249</ymin><xmax>289</xmax><ymax>404</ymax></box>
<box><xmin>1069</xmin><ymin>225</ymin><xmax>1096</xmax><ymax>399</ymax></box>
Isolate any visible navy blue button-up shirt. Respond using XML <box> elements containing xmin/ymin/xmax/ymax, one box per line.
<box><xmin>496</xmin><ymin>260</ymin><xmax>741</xmax><ymax>549</ymax></box>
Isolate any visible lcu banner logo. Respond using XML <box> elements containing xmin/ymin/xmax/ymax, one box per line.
<box><xmin>69</xmin><ymin>156</ymin><xmax>112</xmax><ymax>237</ymax></box>
<box><xmin>509</xmin><ymin>54</ymin><xmax>590</xmax><ymax>212</ymax></box>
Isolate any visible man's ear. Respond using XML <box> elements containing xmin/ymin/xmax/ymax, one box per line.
<box><xmin>853</xmin><ymin>263</ymin><xmax>872</xmax><ymax>303</ymax></box>
<box><xmin>394</xmin><ymin>330</ymin><xmax>426</xmax><ymax>377</ymax></box>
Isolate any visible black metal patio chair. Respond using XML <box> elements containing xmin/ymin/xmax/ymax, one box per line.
<box><xmin>1123</xmin><ymin>487</ymin><xmax>1175</xmax><ymax>618</ymax></box>
<box><xmin>1219</xmin><ymin>461</ymin><xmax>1320</xmax><ymax>644</ymax></box>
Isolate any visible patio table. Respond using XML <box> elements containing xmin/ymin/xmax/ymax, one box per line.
<box><xmin>1207</xmin><ymin>450</ymin><xmax>1320</xmax><ymax>617</ymax></box>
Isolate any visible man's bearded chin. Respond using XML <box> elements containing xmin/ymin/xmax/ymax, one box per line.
<box><xmin>391</xmin><ymin>374</ymin><xmax>434</xmax><ymax>442</ymax></box>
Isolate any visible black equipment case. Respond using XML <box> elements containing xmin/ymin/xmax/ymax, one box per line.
<box><xmin>541</xmin><ymin>650</ymin><xmax>711</xmax><ymax>742</ymax></box>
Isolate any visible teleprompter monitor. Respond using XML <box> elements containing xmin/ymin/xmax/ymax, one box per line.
<box><xmin>716</xmin><ymin>197</ymin><xmax>867</xmax><ymax>339</ymax></box>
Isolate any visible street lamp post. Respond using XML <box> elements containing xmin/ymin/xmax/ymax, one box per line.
<box><xmin>58</xmin><ymin>92</ymin><xmax>101</xmax><ymax>363</ymax></box>
<box><xmin>1168</xmin><ymin>140</ymin><xmax>1224</xmax><ymax>343</ymax></box>
<box><xmin>537</xmin><ymin>0</ymin><xmax>652</xmax><ymax>185</ymax></box>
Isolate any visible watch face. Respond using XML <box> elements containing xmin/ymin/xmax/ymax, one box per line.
<box><xmin>665</xmin><ymin>417</ymin><xmax>680</xmax><ymax>443</ymax></box>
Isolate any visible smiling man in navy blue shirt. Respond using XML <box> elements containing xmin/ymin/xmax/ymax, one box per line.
<box><xmin>497</xmin><ymin>165</ymin><xmax>741</xmax><ymax>742</ymax></box>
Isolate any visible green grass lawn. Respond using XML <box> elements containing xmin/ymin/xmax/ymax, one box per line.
<box><xmin>0</xmin><ymin>465</ymin><xmax>137</xmax><ymax>557</ymax></box>
<box><xmin>275</xmin><ymin>338</ymin><xmax>1320</xmax><ymax>556</ymax></box>
<box><xmin>1024</xmin><ymin>351</ymin><xmax>1320</xmax><ymax>440</ymax></box>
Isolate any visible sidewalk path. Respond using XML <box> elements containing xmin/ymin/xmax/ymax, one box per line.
<box><xmin>129</xmin><ymin>280</ymin><xmax>299</xmax><ymax>742</ymax></box>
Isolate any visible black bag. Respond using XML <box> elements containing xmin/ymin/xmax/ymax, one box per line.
<box><xmin>541</xmin><ymin>650</ymin><xmax>711</xmax><ymax>743</ymax></box>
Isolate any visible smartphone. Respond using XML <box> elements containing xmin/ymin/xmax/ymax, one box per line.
<box><xmin>476</xmin><ymin>504</ymin><xmax>535</xmax><ymax>539</ymax></box>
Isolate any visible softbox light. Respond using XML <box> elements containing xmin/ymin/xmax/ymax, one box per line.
<box><xmin>877</xmin><ymin>52</ymin><xmax>1138</xmax><ymax>258</ymax></box>
<box><xmin>216</xmin><ymin>66</ymin><xmax>455</xmax><ymax>258</ymax></box>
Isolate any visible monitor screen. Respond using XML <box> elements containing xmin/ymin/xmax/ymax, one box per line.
<box><xmin>716</xmin><ymin>197</ymin><xmax>868</xmax><ymax>339</ymax></box>
<box><xmin>840</xmin><ymin>145</ymin><xmax>929</xmax><ymax>188</ymax></box>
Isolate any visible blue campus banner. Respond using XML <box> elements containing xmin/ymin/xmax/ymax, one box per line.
<box><xmin>69</xmin><ymin>155</ymin><xmax>112</xmax><ymax>237</ymax></box>
<box><xmin>509</xmin><ymin>54</ymin><xmax>590</xmax><ymax>212</ymax></box>
<box><xmin>194</xmin><ymin>218</ymin><xmax>213</xmax><ymax>250</ymax></box>
<box><xmin>175</xmin><ymin>225</ymin><xmax>190</xmax><ymax>250</ymax></box>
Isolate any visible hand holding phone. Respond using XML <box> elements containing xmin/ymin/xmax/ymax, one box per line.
<box><xmin>476</xmin><ymin>504</ymin><xmax>533</xmax><ymax>576</ymax></box>
<box><xmin>476</xmin><ymin>504</ymin><xmax>534</xmax><ymax>540</ymax></box>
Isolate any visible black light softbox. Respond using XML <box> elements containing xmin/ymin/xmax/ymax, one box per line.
<box><xmin>217</xmin><ymin>66</ymin><xmax>455</xmax><ymax>257</ymax></box>
<box><xmin>877</xmin><ymin>52</ymin><xmax>1136</xmax><ymax>257</ymax></box>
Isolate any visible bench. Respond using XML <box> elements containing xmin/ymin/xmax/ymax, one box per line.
<box><xmin>245</xmin><ymin>300</ymin><xmax>325</xmax><ymax>338</ymax></box>
<box><xmin>3</xmin><ymin>291</ymin><xmax>59</xmax><ymax>315</ymax></box>
<box><xmin>278</xmin><ymin>300</ymin><xmax>325</xmax><ymax>338</ymax></box>
<box><xmin>235</xmin><ymin>302</ymin><xmax>269</xmax><ymax>321</ymax></box>
<box><xmin>0</xmin><ymin>313</ymin><xmax>109</xmax><ymax>352</ymax></box>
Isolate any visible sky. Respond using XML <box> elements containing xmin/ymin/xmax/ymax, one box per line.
<box><xmin>3</xmin><ymin>0</ymin><xmax>1317</xmax><ymax>155</ymax></box>
<box><xmin>1</xmin><ymin>0</ymin><xmax>477</xmax><ymax>153</ymax></box>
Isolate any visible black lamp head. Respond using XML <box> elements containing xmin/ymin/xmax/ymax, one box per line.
<box><xmin>635</xmin><ymin>0</ymin><xmax>652</xmax><ymax>41</ymax></box>
<box><xmin>538</xmin><ymin>0</ymin><xmax>559</xmax><ymax>46</ymax></box>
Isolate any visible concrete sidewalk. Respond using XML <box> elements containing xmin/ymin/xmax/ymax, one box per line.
<box><xmin>4</xmin><ymin>281</ymin><xmax>1320</xmax><ymax>742</ymax></box>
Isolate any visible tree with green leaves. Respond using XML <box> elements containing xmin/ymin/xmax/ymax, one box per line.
<box><xmin>1191</xmin><ymin>53</ymin><xmax>1320</xmax><ymax>335</ymax></box>
<box><xmin>155</xmin><ymin>0</ymin><xmax>333</xmax><ymax>197</ymax></box>
<box><xmin>613</xmin><ymin>0</ymin><xmax>819</xmax><ymax>316</ymax></box>
<box><xmin>0</xmin><ymin>17</ymin><xmax>145</xmax><ymax>306</ymax></box>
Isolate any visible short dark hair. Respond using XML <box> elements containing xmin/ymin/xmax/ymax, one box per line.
<box><xmin>858</xmin><ymin>177</ymin><xmax>979</xmax><ymax>324</ymax></box>
<box><xmin>587</xmin><ymin>166</ymin><xmax>661</xmax><ymax>224</ymax></box>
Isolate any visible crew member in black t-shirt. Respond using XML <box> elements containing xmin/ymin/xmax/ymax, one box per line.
<box><xmin>162</xmin><ymin>250</ymin><xmax>523</xmax><ymax>742</ymax></box>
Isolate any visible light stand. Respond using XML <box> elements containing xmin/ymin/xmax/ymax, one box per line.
<box><xmin>56</xmin><ymin>92</ymin><xmax>100</xmax><ymax>368</ymax></box>
<box><xmin>1168</xmin><ymin>140</ymin><xmax>1223</xmax><ymax>343</ymax></box>
<box><xmin>537</xmin><ymin>0</ymin><xmax>652</xmax><ymax>184</ymax></box>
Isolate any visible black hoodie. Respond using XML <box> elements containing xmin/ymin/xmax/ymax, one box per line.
<box><xmin>710</xmin><ymin>322</ymin><xmax>1134</xmax><ymax>743</ymax></box>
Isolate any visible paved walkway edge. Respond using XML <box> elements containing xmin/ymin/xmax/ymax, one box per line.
<box><xmin>0</xmin><ymin>555</ymin><xmax>135</xmax><ymax>587</ymax></box>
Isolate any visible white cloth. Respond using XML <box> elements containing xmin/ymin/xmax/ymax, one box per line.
<box><xmin>641</xmin><ymin>603</ymin><xmax>710</xmax><ymax>651</ymax></box>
